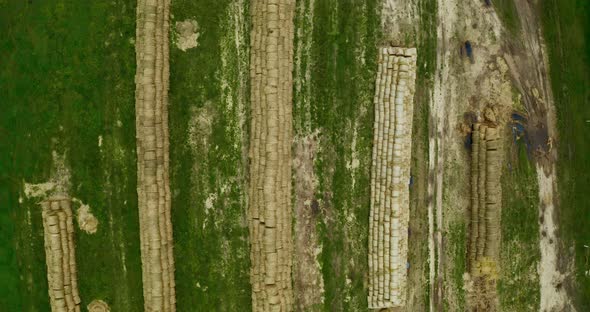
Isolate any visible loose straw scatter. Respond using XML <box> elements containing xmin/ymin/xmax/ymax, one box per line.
<box><xmin>41</xmin><ymin>197</ymin><xmax>81</xmax><ymax>312</ymax></box>
<box><xmin>368</xmin><ymin>47</ymin><xmax>417</xmax><ymax>310</ymax></box>
<box><xmin>248</xmin><ymin>0</ymin><xmax>296</xmax><ymax>311</ymax></box>
<box><xmin>135</xmin><ymin>0</ymin><xmax>176</xmax><ymax>310</ymax></box>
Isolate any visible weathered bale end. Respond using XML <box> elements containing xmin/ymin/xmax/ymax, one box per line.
<box><xmin>248</xmin><ymin>0</ymin><xmax>296</xmax><ymax>311</ymax></box>
<box><xmin>41</xmin><ymin>197</ymin><xmax>81</xmax><ymax>312</ymax></box>
<box><xmin>368</xmin><ymin>46</ymin><xmax>417</xmax><ymax>309</ymax></box>
<box><xmin>135</xmin><ymin>0</ymin><xmax>176</xmax><ymax>310</ymax></box>
<box><xmin>467</xmin><ymin>258</ymin><xmax>499</xmax><ymax>312</ymax></box>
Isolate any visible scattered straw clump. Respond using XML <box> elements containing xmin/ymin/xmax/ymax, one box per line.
<box><xmin>174</xmin><ymin>19</ymin><xmax>199</xmax><ymax>52</ymax></box>
<box><xmin>76</xmin><ymin>203</ymin><xmax>98</xmax><ymax>234</ymax></box>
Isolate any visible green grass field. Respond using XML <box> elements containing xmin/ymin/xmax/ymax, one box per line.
<box><xmin>0</xmin><ymin>0</ymin><xmax>143</xmax><ymax>311</ymax></box>
<box><xmin>541</xmin><ymin>0</ymin><xmax>590</xmax><ymax>309</ymax></box>
<box><xmin>2</xmin><ymin>0</ymin><xmax>587</xmax><ymax>311</ymax></box>
<box><xmin>168</xmin><ymin>0</ymin><xmax>252</xmax><ymax>310</ymax></box>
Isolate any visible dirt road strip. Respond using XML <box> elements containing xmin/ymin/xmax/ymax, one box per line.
<box><xmin>248</xmin><ymin>0</ymin><xmax>296</xmax><ymax>310</ymax></box>
<box><xmin>135</xmin><ymin>0</ymin><xmax>176</xmax><ymax>310</ymax></box>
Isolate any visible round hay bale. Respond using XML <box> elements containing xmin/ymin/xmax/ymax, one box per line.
<box><xmin>87</xmin><ymin>299</ymin><xmax>110</xmax><ymax>312</ymax></box>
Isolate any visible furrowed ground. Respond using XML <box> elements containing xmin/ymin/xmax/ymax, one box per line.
<box><xmin>0</xmin><ymin>1</ymin><xmax>142</xmax><ymax>311</ymax></box>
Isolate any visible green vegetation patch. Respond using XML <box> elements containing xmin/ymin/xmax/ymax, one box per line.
<box><xmin>447</xmin><ymin>221</ymin><xmax>466</xmax><ymax>310</ymax></box>
<box><xmin>498</xmin><ymin>138</ymin><xmax>540</xmax><ymax>311</ymax></box>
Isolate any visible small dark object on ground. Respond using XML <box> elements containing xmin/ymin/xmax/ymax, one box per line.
<box><xmin>511</xmin><ymin>112</ymin><xmax>527</xmax><ymax>122</ymax></box>
<box><xmin>484</xmin><ymin>0</ymin><xmax>492</xmax><ymax>6</ymax></box>
<box><xmin>465</xmin><ymin>41</ymin><xmax>475</xmax><ymax>64</ymax></box>
<box><xmin>465</xmin><ymin>128</ymin><xmax>474</xmax><ymax>150</ymax></box>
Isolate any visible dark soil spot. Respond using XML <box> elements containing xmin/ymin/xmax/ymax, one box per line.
<box><xmin>310</xmin><ymin>199</ymin><xmax>320</xmax><ymax>216</ymax></box>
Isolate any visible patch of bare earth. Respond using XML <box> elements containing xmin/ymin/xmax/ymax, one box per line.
<box><xmin>293</xmin><ymin>132</ymin><xmax>325</xmax><ymax>310</ymax></box>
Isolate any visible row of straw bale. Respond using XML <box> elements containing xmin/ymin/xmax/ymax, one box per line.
<box><xmin>368</xmin><ymin>47</ymin><xmax>417</xmax><ymax>309</ymax></box>
<box><xmin>248</xmin><ymin>0</ymin><xmax>296</xmax><ymax>311</ymax></box>
<box><xmin>135</xmin><ymin>0</ymin><xmax>176</xmax><ymax>310</ymax></box>
<box><xmin>468</xmin><ymin>124</ymin><xmax>502</xmax><ymax>273</ymax></box>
